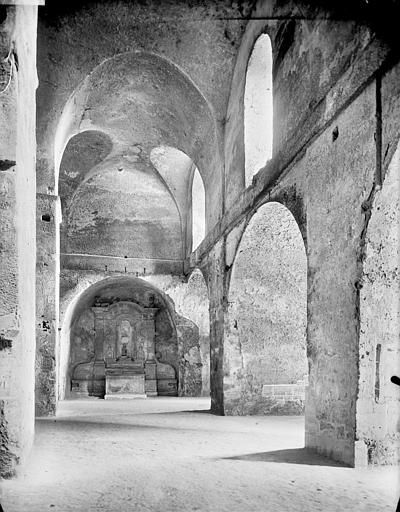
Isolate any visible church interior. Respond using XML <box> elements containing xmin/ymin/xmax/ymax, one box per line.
<box><xmin>0</xmin><ymin>0</ymin><xmax>399</xmax><ymax>510</ymax></box>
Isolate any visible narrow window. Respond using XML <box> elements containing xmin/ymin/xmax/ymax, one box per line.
<box><xmin>375</xmin><ymin>343</ymin><xmax>381</xmax><ymax>403</ymax></box>
<box><xmin>191</xmin><ymin>167</ymin><xmax>205</xmax><ymax>251</ymax></box>
<box><xmin>244</xmin><ymin>34</ymin><xmax>273</xmax><ymax>187</ymax></box>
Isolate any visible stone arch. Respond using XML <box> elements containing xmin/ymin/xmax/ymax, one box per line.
<box><xmin>52</xmin><ymin>51</ymin><xmax>222</xmax><ymax>230</ymax></box>
<box><xmin>149</xmin><ymin>146</ymin><xmax>205</xmax><ymax>257</ymax></box>
<box><xmin>224</xmin><ymin>201</ymin><xmax>307</xmax><ymax>415</ymax></box>
<box><xmin>173</xmin><ymin>268</ymin><xmax>210</xmax><ymax>396</ymax></box>
<box><xmin>59</xmin><ymin>276</ymin><xmax>178</xmax><ymax>399</ymax></box>
<box><xmin>59</xmin><ymin>274</ymin><xmax>208</xmax><ymax>401</ymax></box>
<box><xmin>58</xmin><ymin>129</ymin><xmax>113</xmax><ymax>214</ymax></box>
<box><xmin>244</xmin><ymin>33</ymin><xmax>273</xmax><ymax>187</ymax></box>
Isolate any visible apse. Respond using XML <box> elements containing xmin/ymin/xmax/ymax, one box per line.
<box><xmin>59</xmin><ymin>276</ymin><xmax>206</xmax><ymax>400</ymax></box>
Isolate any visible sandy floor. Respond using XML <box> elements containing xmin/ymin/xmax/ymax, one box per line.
<box><xmin>0</xmin><ymin>397</ymin><xmax>398</xmax><ymax>512</ymax></box>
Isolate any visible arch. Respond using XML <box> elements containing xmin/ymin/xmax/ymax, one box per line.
<box><xmin>58</xmin><ymin>130</ymin><xmax>113</xmax><ymax>209</ymax></box>
<box><xmin>177</xmin><ymin>268</ymin><xmax>210</xmax><ymax>396</ymax></box>
<box><xmin>150</xmin><ymin>146</ymin><xmax>206</xmax><ymax>255</ymax></box>
<box><xmin>244</xmin><ymin>33</ymin><xmax>273</xmax><ymax>187</ymax></box>
<box><xmin>149</xmin><ymin>146</ymin><xmax>192</xmax><ymax>220</ymax></box>
<box><xmin>52</xmin><ymin>51</ymin><xmax>222</xmax><ymax>229</ymax></box>
<box><xmin>59</xmin><ymin>275</ymin><xmax>208</xmax><ymax>400</ymax></box>
<box><xmin>224</xmin><ymin>202</ymin><xmax>307</xmax><ymax>415</ymax></box>
<box><xmin>59</xmin><ymin>276</ymin><xmax>177</xmax><ymax>400</ymax></box>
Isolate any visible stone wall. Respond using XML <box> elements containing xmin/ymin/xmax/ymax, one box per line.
<box><xmin>357</xmin><ymin>138</ymin><xmax>400</xmax><ymax>465</ymax></box>
<box><xmin>188</xmin><ymin>3</ymin><xmax>400</xmax><ymax>466</ymax></box>
<box><xmin>0</xmin><ymin>4</ymin><xmax>38</xmax><ymax>477</ymax></box>
<box><xmin>301</xmin><ymin>85</ymin><xmax>376</xmax><ymax>466</ymax></box>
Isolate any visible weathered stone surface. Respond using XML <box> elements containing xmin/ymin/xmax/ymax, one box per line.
<box><xmin>35</xmin><ymin>193</ymin><xmax>60</xmax><ymax>416</ymax></box>
<box><xmin>301</xmin><ymin>84</ymin><xmax>376</xmax><ymax>466</ymax></box>
<box><xmin>357</xmin><ymin>140</ymin><xmax>400</xmax><ymax>466</ymax></box>
<box><xmin>163</xmin><ymin>269</ymin><xmax>210</xmax><ymax>396</ymax></box>
<box><xmin>0</xmin><ymin>4</ymin><xmax>38</xmax><ymax>476</ymax></box>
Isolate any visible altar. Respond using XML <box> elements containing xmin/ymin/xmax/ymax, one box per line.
<box><xmin>71</xmin><ymin>298</ymin><xmax>177</xmax><ymax>399</ymax></box>
<box><xmin>105</xmin><ymin>359</ymin><xmax>146</xmax><ymax>398</ymax></box>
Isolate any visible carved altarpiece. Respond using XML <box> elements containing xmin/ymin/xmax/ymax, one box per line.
<box><xmin>90</xmin><ymin>301</ymin><xmax>158</xmax><ymax>398</ymax></box>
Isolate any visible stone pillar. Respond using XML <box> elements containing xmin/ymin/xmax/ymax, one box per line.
<box><xmin>0</xmin><ymin>2</ymin><xmax>40</xmax><ymax>477</ymax></box>
<box><xmin>36</xmin><ymin>193</ymin><xmax>61</xmax><ymax>416</ymax></box>
<box><xmin>91</xmin><ymin>307</ymin><xmax>105</xmax><ymax>361</ymax></box>
<box><xmin>143</xmin><ymin>308</ymin><xmax>158</xmax><ymax>396</ymax></box>
<box><xmin>90</xmin><ymin>307</ymin><xmax>106</xmax><ymax>397</ymax></box>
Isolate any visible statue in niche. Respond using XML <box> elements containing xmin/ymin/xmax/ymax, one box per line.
<box><xmin>136</xmin><ymin>339</ymin><xmax>145</xmax><ymax>361</ymax></box>
<box><xmin>121</xmin><ymin>339</ymin><xmax>128</xmax><ymax>357</ymax></box>
<box><xmin>118</xmin><ymin>319</ymin><xmax>133</xmax><ymax>359</ymax></box>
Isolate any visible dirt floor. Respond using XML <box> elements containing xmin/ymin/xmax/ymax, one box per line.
<box><xmin>0</xmin><ymin>397</ymin><xmax>398</xmax><ymax>512</ymax></box>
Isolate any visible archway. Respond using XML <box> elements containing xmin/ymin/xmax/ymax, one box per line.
<box><xmin>224</xmin><ymin>202</ymin><xmax>307</xmax><ymax>415</ymax></box>
<box><xmin>52</xmin><ymin>52</ymin><xmax>221</xmax><ymax>229</ymax></box>
<box><xmin>59</xmin><ymin>276</ymin><xmax>206</xmax><ymax>400</ymax></box>
<box><xmin>244</xmin><ymin>34</ymin><xmax>273</xmax><ymax>187</ymax></box>
<box><xmin>149</xmin><ymin>146</ymin><xmax>206</xmax><ymax>256</ymax></box>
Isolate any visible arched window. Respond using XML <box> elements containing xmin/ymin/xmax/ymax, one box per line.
<box><xmin>244</xmin><ymin>34</ymin><xmax>273</xmax><ymax>187</ymax></box>
<box><xmin>191</xmin><ymin>167</ymin><xmax>205</xmax><ymax>251</ymax></box>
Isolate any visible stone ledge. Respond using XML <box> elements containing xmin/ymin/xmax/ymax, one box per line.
<box><xmin>262</xmin><ymin>383</ymin><xmax>307</xmax><ymax>401</ymax></box>
<box><xmin>0</xmin><ymin>1</ymin><xmax>44</xmax><ymax>5</ymax></box>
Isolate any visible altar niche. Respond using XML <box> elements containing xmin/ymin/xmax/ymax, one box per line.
<box><xmin>71</xmin><ymin>300</ymin><xmax>177</xmax><ymax>398</ymax></box>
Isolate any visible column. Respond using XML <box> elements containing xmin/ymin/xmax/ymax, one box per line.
<box><xmin>90</xmin><ymin>306</ymin><xmax>106</xmax><ymax>397</ymax></box>
<box><xmin>143</xmin><ymin>308</ymin><xmax>158</xmax><ymax>396</ymax></box>
<box><xmin>0</xmin><ymin>2</ymin><xmax>40</xmax><ymax>477</ymax></box>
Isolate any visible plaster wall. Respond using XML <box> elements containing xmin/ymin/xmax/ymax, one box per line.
<box><xmin>0</xmin><ymin>5</ymin><xmax>37</xmax><ymax>477</ymax></box>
